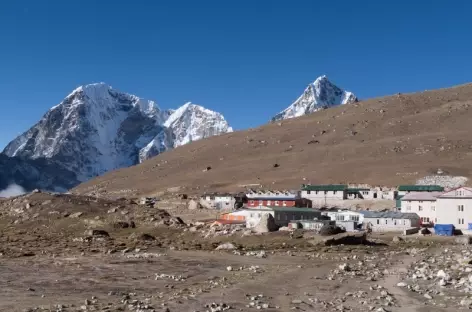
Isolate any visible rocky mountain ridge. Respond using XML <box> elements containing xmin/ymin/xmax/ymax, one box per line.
<box><xmin>2</xmin><ymin>83</ymin><xmax>232</xmax><ymax>189</ymax></box>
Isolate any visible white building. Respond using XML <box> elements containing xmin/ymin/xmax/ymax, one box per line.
<box><xmin>246</xmin><ymin>189</ymin><xmax>298</xmax><ymax>199</ymax></box>
<box><xmin>200</xmin><ymin>193</ymin><xmax>236</xmax><ymax>210</ymax></box>
<box><xmin>400</xmin><ymin>192</ymin><xmax>442</xmax><ymax>225</ymax></box>
<box><xmin>346</xmin><ymin>187</ymin><xmax>397</xmax><ymax>200</ymax></box>
<box><xmin>397</xmin><ymin>185</ymin><xmax>444</xmax><ymax>197</ymax></box>
<box><xmin>333</xmin><ymin>210</ymin><xmax>364</xmax><ymax>223</ymax></box>
<box><xmin>361</xmin><ymin>211</ymin><xmax>420</xmax><ymax>232</ymax></box>
<box><xmin>300</xmin><ymin>184</ymin><xmax>347</xmax><ymax>205</ymax></box>
<box><xmin>435</xmin><ymin>187</ymin><xmax>472</xmax><ymax>230</ymax></box>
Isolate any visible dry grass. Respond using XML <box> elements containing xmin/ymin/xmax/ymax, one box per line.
<box><xmin>73</xmin><ymin>83</ymin><xmax>472</xmax><ymax>197</ymax></box>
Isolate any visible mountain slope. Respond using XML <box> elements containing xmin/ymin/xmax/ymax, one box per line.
<box><xmin>72</xmin><ymin>82</ymin><xmax>472</xmax><ymax>198</ymax></box>
<box><xmin>272</xmin><ymin>75</ymin><xmax>357</xmax><ymax>121</ymax></box>
<box><xmin>3</xmin><ymin>83</ymin><xmax>232</xmax><ymax>184</ymax></box>
<box><xmin>0</xmin><ymin>154</ymin><xmax>79</xmax><ymax>192</ymax></box>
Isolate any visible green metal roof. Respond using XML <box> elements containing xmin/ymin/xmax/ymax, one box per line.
<box><xmin>301</xmin><ymin>184</ymin><xmax>347</xmax><ymax>191</ymax></box>
<box><xmin>346</xmin><ymin>188</ymin><xmax>371</xmax><ymax>192</ymax></box>
<box><xmin>398</xmin><ymin>185</ymin><xmax>444</xmax><ymax>192</ymax></box>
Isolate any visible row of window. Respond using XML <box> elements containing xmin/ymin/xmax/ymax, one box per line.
<box><xmin>405</xmin><ymin>205</ymin><xmax>435</xmax><ymax>211</ymax></box>
<box><xmin>249</xmin><ymin>200</ymin><xmax>289</xmax><ymax>206</ymax></box>
<box><xmin>306</xmin><ymin>190</ymin><xmax>339</xmax><ymax>195</ymax></box>
<box><xmin>375</xmin><ymin>219</ymin><xmax>407</xmax><ymax>225</ymax></box>
<box><xmin>336</xmin><ymin>215</ymin><xmax>360</xmax><ymax>222</ymax></box>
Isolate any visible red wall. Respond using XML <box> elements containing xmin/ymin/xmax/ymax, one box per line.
<box><xmin>247</xmin><ymin>199</ymin><xmax>296</xmax><ymax>207</ymax></box>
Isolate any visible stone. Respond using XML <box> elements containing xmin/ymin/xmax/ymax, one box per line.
<box><xmin>461</xmin><ymin>298</ymin><xmax>472</xmax><ymax>307</ymax></box>
<box><xmin>339</xmin><ymin>263</ymin><xmax>351</xmax><ymax>271</ymax></box>
<box><xmin>392</xmin><ymin>236</ymin><xmax>402</xmax><ymax>242</ymax></box>
<box><xmin>253</xmin><ymin>214</ymin><xmax>278</xmax><ymax>233</ymax></box>
<box><xmin>188</xmin><ymin>199</ymin><xmax>200</xmax><ymax>210</ymax></box>
<box><xmin>396</xmin><ymin>282</ymin><xmax>407</xmax><ymax>287</ymax></box>
<box><xmin>69</xmin><ymin>212</ymin><xmax>83</xmax><ymax>218</ymax></box>
<box><xmin>85</xmin><ymin>229</ymin><xmax>109</xmax><ymax>237</ymax></box>
<box><xmin>226</xmin><ymin>266</ymin><xmax>233</xmax><ymax>271</ymax></box>
<box><xmin>291</xmin><ymin>299</ymin><xmax>302</xmax><ymax>304</ymax></box>
<box><xmin>455</xmin><ymin>236</ymin><xmax>472</xmax><ymax>245</ymax></box>
<box><xmin>424</xmin><ymin>293</ymin><xmax>433</xmax><ymax>300</ymax></box>
<box><xmin>216</xmin><ymin>243</ymin><xmax>237</xmax><ymax>250</ymax></box>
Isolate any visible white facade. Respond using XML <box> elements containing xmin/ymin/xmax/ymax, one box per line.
<box><xmin>363</xmin><ymin>217</ymin><xmax>419</xmax><ymax>232</ymax></box>
<box><xmin>201</xmin><ymin>194</ymin><xmax>235</xmax><ymax>210</ymax></box>
<box><xmin>246</xmin><ymin>190</ymin><xmax>297</xmax><ymax>199</ymax></box>
<box><xmin>436</xmin><ymin>187</ymin><xmax>472</xmax><ymax>230</ymax></box>
<box><xmin>301</xmin><ymin>188</ymin><xmax>346</xmax><ymax>206</ymax></box>
<box><xmin>346</xmin><ymin>188</ymin><xmax>396</xmax><ymax>200</ymax></box>
<box><xmin>400</xmin><ymin>192</ymin><xmax>442</xmax><ymax>224</ymax></box>
<box><xmin>334</xmin><ymin>210</ymin><xmax>364</xmax><ymax>223</ymax></box>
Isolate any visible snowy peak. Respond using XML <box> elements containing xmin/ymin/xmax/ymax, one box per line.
<box><xmin>2</xmin><ymin>83</ymin><xmax>232</xmax><ymax>186</ymax></box>
<box><xmin>163</xmin><ymin>102</ymin><xmax>232</xmax><ymax>147</ymax></box>
<box><xmin>272</xmin><ymin>76</ymin><xmax>357</xmax><ymax>121</ymax></box>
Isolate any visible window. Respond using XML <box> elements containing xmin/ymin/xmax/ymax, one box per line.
<box><xmin>307</xmin><ymin>190</ymin><xmax>311</xmax><ymax>194</ymax></box>
<box><xmin>458</xmin><ymin>205</ymin><xmax>464</xmax><ymax>212</ymax></box>
<box><xmin>250</xmin><ymin>200</ymin><xmax>254</xmax><ymax>205</ymax></box>
<box><xmin>333</xmin><ymin>191</ymin><xmax>337</xmax><ymax>195</ymax></box>
<box><xmin>421</xmin><ymin>217</ymin><xmax>430</xmax><ymax>223</ymax></box>
<box><xmin>459</xmin><ymin>218</ymin><xmax>465</xmax><ymax>225</ymax></box>
<box><xmin>403</xmin><ymin>220</ymin><xmax>406</xmax><ymax>225</ymax></box>
<box><xmin>250</xmin><ymin>213</ymin><xmax>254</xmax><ymax>218</ymax></box>
<box><xmin>315</xmin><ymin>191</ymin><xmax>319</xmax><ymax>195</ymax></box>
<box><xmin>394</xmin><ymin>220</ymin><xmax>397</xmax><ymax>225</ymax></box>
<box><xmin>418</xmin><ymin>206</ymin><xmax>423</xmax><ymax>211</ymax></box>
<box><xmin>376</xmin><ymin>219</ymin><xmax>380</xmax><ymax>225</ymax></box>
<box><xmin>385</xmin><ymin>219</ymin><xmax>388</xmax><ymax>224</ymax></box>
<box><xmin>258</xmin><ymin>200</ymin><xmax>263</xmax><ymax>205</ymax></box>
<box><xmin>282</xmin><ymin>201</ymin><xmax>287</xmax><ymax>206</ymax></box>
<box><xmin>419</xmin><ymin>201</ymin><xmax>423</xmax><ymax>203</ymax></box>
<box><xmin>324</xmin><ymin>191</ymin><xmax>328</xmax><ymax>194</ymax></box>
<box><xmin>275</xmin><ymin>201</ymin><xmax>279</xmax><ymax>206</ymax></box>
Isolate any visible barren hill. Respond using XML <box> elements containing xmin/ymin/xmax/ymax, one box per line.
<box><xmin>73</xmin><ymin>83</ymin><xmax>472</xmax><ymax>198</ymax></box>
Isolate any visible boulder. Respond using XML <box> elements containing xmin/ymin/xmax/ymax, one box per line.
<box><xmin>253</xmin><ymin>214</ymin><xmax>278</xmax><ymax>233</ymax></box>
<box><xmin>392</xmin><ymin>236</ymin><xmax>403</xmax><ymax>242</ymax></box>
<box><xmin>85</xmin><ymin>229</ymin><xmax>110</xmax><ymax>237</ymax></box>
<box><xmin>69</xmin><ymin>212</ymin><xmax>83</xmax><ymax>218</ymax></box>
<box><xmin>188</xmin><ymin>199</ymin><xmax>200</xmax><ymax>210</ymax></box>
<box><xmin>215</xmin><ymin>242</ymin><xmax>237</xmax><ymax>250</ymax></box>
<box><xmin>455</xmin><ymin>236</ymin><xmax>472</xmax><ymax>245</ymax></box>
<box><xmin>319</xmin><ymin>224</ymin><xmax>344</xmax><ymax>236</ymax></box>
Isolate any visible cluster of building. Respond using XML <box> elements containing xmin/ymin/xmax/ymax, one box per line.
<box><xmin>198</xmin><ymin>184</ymin><xmax>472</xmax><ymax>233</ymax></box>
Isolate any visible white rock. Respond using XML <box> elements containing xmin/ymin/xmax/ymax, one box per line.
<box><xmin>216</xmin><ymin>243</ymin><xmax>236</xmax><ymax>250</ymax></box>
<box><xmin>226</xmin><ymin>266</ymin><xmax>233</xmax><ymax>271</ymax></box>
<box><xmin>396</xmin><ymin>282</ymin><xmax>407</xmax><ymax>287</ymax></box>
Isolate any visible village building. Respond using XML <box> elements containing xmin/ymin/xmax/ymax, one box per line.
<box><xmin>289</xmin><ymin>219</ymin><xmax>334</xmax><ymax>231</ymax></box>
<box><xmin>200</xmin><ymin>192</ymin><xmax>247</xmax><ymax>210</ymax></box>
<box><xmin>397</xmin><ymin>185</ymin><xmax>444</xmax><ymax>197</ymax></box>
<box><xmin>347</xmin><ymin>187</ymin><xmax>397</xmax><ymax>200</ymax></box>
<box><xmin>360</xmin><ymin>211</ymin><xmax>420</xmax><ymax>232</ymax></box>
<box><xmin>245</xmin><ymin>190</ymin><xmax>311</xmax><ymax>208</ymax></box>
<box><xmin>435</xmin><ymin>187</ymin><xmax>472</xmax><ymax>230</ymax></box>
<box><xmin>300</xmin><ymin>184</ymin><xmax>347</xmax><ymax>205</ymax></box>
<box><xmin>400</xmin><ymin>192</ymin><xmax>442</xmax><ymax>225</ymax></box>
<box><xmin>219</xmin><ymin>207</ymin><xmax>322</xmax><ymax>228</ymax></box>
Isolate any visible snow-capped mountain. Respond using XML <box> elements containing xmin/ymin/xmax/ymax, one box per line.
<box><xmin>272</xmin><ymin>75</ymin><xmax>357</xmax><ymax>121</ymax></box>
<box><xmin>165</xmin><ymin>103</ymin><xmax>233</xmax><ymax>147</ymax></box>
<box><xmin>2</xmin><ymin>83</ymin><xmax>232</xmax><ymax>184</ymax></box>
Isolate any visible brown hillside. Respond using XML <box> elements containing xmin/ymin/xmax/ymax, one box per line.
<box><xmin>73</xmin><ymin>83</ymin><xmax>472</xmax><ymax>198</ymax></box>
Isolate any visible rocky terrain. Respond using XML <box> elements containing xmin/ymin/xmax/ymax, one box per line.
<box><xmin>0</xmin><ymin>190</ymin><xmax>467</xmax><ymax>312</ymax></box>
<box><xmin>73</xmin><ymin>82</ymin><xmax>472</xmax><ymax>198</ymax></box>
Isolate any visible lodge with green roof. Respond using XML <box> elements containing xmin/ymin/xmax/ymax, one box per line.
<box><xmin>301</xmin><ymin>184</ymin><xmax>348</xmax><ymax>204</ymax></box>
<box><xmin>397</xmin><ymin>185</ymin><xmax>444</xmax><ymax>196</ymax></box>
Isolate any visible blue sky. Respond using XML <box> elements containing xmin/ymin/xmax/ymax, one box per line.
<box><xmin>1</xmin><ymin>0</ymin><xmax>472</xmax><ymax>149</ymax></box>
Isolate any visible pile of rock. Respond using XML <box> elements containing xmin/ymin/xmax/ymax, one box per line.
<box><xmin>400</xmin><ymin>246</ymin><xmax>472</xmax><ymax>308</ymax></box>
